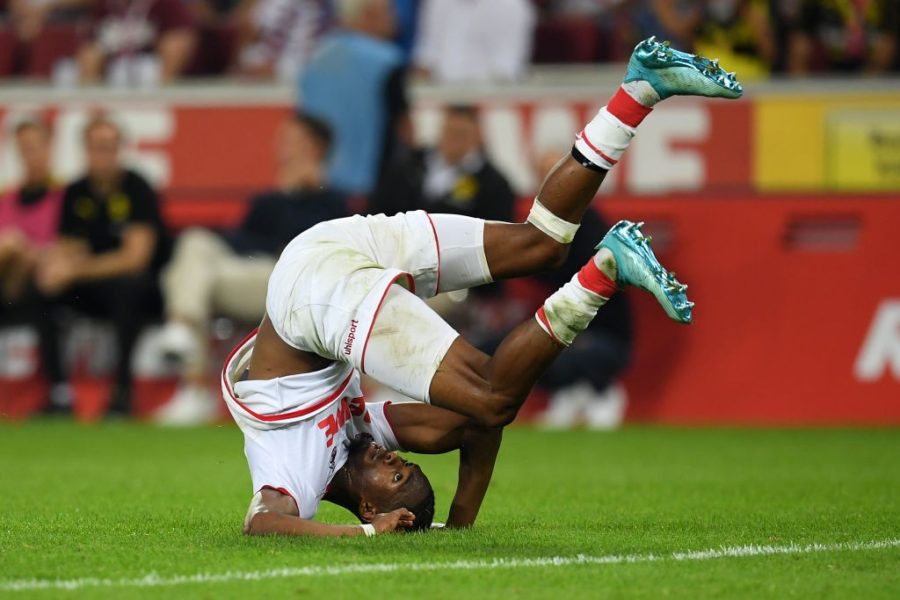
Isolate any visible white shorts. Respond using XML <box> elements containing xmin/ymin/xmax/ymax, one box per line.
<box><xmin>265</xmin><ymin>210</ymin><xmax>491</xmax><ymax>402</ymax></box>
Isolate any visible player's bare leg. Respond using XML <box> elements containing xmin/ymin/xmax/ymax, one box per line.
<box><xmin>429</xmin><ymin>38</ymin><xmax>742</xmax><ymax>426</ymax></box>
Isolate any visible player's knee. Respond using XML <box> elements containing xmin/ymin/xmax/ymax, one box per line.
<box><xmin>531</xmin><ymin>231</ymin><xmax>570</xmax><ymax>271</ymax></box>
<box><xmin>478</xmin><ymin>394</ymin><xmax>519</xmax><ymax>428</ymax></box>
<box><xmin>484</xmin><ymin>407</ymin><xmax>517</xmax><ymax>428</ymax></box>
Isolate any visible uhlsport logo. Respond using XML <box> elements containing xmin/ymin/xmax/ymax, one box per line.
<box><xmin>343</xmin><ymin>319</ymin><xmax>359</xmax><ymax>356</ymax></box>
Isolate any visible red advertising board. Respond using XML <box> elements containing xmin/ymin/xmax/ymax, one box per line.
<box><xmin>601</xmin><ymin>194</ymin><xmax>900</xmax><ymax>424</ymax></box>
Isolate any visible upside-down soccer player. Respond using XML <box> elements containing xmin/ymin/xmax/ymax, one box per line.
<box><xmin>222</xmin><ymin>38</ymin><xmax>743</xmax><ymax>537</ymax></box>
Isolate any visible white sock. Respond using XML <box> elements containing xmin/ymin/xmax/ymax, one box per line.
<box><xmin>534</xmin><ymin>258</ymin><xmax>618</xmax><ymax>347</ymax></box>
<box><xmin>573</xmin><ymin>85</ymin><xmax>655</xmax><ymax>171</ymax></box>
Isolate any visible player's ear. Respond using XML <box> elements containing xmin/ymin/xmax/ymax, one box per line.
<box><xmin>358</xmin><ymin>499</ymin><xmax>377</xmax><ymax>523</ymax></box>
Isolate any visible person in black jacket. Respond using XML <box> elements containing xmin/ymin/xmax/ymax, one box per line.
<box><xmin>154</xmin><ymin>112</ymin><xmax>345</xmax><ymax>425</ymax></box>
<box><xmin>369</xmin><ymin>104</ymin><xmax>515</xmax><ymax>224</ymax></box>
<box><xmin>34</xmin><ymin>115</ymin><xmax>171</xmax><ymax>416</ymax></box>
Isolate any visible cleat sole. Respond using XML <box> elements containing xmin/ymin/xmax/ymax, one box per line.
<box><xmin>624</xmin><ymin>37</ymin><xmax>743</xmax><ymax>100</ymax></box>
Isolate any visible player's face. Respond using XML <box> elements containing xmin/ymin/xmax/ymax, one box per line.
<box><xmin>357</xmin><ymin>441</ymin><xmax>423</xmax><ymax>502</ymax></box>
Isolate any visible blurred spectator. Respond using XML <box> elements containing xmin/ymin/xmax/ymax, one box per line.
<box><xmin>391</xmin><ymin>0</ymin><xmax>419</xmax><ymax>63</ymax></box>
<box><xmin>77</xmin><ymin>0</ymin><xmax>196</xmax><ymax>86</ymax></box>
<box><xmin>631</xmin><ymin>0</ymin><xmax>702</xmax><ymax>51</ymax></box>
<box><xmin>237</xmin><ymin>0</ymin><xmax>330</xmax><ymax>81</ymax></box>
<box><xmin>369</xmin><ymin>105</ymin><xmax>515</xmax><ymax>222</ymax></box>
<box><xmin>413</xmin><ymin>0</ymin><xmax>536</xmax><ymax>83</ymax></box>
<box><xmin>694</xmin><ymin>0</ymin><xmax>776</xmax><ymax>79</ymax></box>
<box><xmin>529</xmin><ymin>150</ymin><xmax>633</xmax><ymax>429</ymax></box>
<box><xmin>299</xmin><ymin>0</ymin><xmax>410</xmax><ymax>196</ymax></box>
<box><xmin>7</xmin><ymin>0</ymin><xmax>89</xmax><ymax>42</ymax></box>
<box><xmin>184</xmin><ymin>0</ymin><xmax>245</xmax><ymax>24</ymax></box>
<box><xmin>154</xmin><ymin>112</ymin><xmax>345</xmax><ymax>425</ymax></box>
<box><xmin>782</xmin><ymin>0</ymin><xmax>899</xmax><ymax>74</ymax></box>
<box><xmin>34</xmin><ymin>115</ymin><xmax>170</xmax><ymax>415</ymax></box>
<box><xmin>0</xmin><ymin>119</ymin><xmax>62</xmax><ymax>307</ymax></box>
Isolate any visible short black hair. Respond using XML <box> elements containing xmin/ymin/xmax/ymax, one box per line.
<box><xmin>294</xmin><ymin>112</ymin><xmax>333</xmax><ymax>156</ymax></box>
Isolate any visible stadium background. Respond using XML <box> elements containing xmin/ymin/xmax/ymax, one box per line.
<box><xmin>0</xmin><ymin>1</ymin><xmax>898</xmax><ymax>426</ymax></box>
<box><xmin>1</xmin><ymin>2</ymin><xmax>899</xmax><ymax>597</ymax></box>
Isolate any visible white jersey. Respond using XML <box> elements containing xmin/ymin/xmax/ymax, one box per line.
<box><xmin>222</xmin><ymin>332</ymin><xmax>401</xmax><ymax>519</ymax></box>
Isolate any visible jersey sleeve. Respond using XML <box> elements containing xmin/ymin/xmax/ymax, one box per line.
<box><xmin>348</xmin><ymin>399</ymin><xmax>402</xmax><ymax>452</ymax></box>
<box><xmin>243</xmin><ymin>427</ymin><xmax>325</xmax><ymax>520</ymax></box>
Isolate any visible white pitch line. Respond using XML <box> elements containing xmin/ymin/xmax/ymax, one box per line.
<box><xmin>2</xmin><ymin>539</ymin><xmax>898</xmax><ymax>593</ymax></box>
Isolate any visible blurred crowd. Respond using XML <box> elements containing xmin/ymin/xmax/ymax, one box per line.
<box><xmin>3</xmin><ymin>0</ymin><xmax>896</xmax><ymax>427</ymax></box>
<box><xmin>0</xmin><ymin>0</ymin><xmax>897</xmax><ymax>85</ymax></box>
<box><xmin>0</xmin><ymin>0</ymin><xmax>636</xmax><ymax>426</ymax></box>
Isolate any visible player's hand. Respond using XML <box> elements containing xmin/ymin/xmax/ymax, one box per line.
<box><xmin>371</xmin><ymin>508</ymin><xmax>415</xmax><ymax>533</ymax></box>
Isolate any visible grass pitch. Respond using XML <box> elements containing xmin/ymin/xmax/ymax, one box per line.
<box><xmin>0</xmin><ymin>422</ymin><xmax>898</xmax><ymax>598</ymax></box>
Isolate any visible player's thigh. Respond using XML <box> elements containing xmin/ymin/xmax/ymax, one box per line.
<box><xmin>427</xmin><ymin>336</ymin><xmax>505</xmax><ymax>424</ymax></box>
<box><xmin>360</xmin><ymin>283</ymin><xmax>460</xmax><ymax>403</ymax></box>
<box><xmin>211</xmin><ymin>255</ymin><xmax>276</xmax><ymax>321</ymax></box>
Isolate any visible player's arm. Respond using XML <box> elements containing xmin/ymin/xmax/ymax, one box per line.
<box><xmin>243</xmin><ymin>487</ymin><xmax>414</xmax><ymax>537</ymax></box>
<box><xmin>388</xmin><ymin>403</ymin><xmax>503</xmax><ymax>528</ymax></box>
<box><xmin>447</xmin><ymin>425</ymin><xmax>502</xmax><ymax>528</ymax></box>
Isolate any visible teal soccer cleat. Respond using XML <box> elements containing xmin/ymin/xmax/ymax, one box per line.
<box><xmin>624</xmin><ymin>36</ymin><xmax>743</xmax><ymax>100</ymax></box>
<box><xmin>598</xmin><ymin>221</ymin><xmax>694</xmax><ymax>324</ymax></box>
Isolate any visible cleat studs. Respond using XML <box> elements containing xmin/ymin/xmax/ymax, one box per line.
<box><xmin>636</xmin><ymin>221</ymin><xmax>645</xmax><ymax>229</ymax></box>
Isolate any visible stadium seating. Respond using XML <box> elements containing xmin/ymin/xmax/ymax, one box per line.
<box><xmin>25</xmin><ymin>22</ymin><xmax>80</xmax><ymax>78</ymax></box>
<box><xmin>187</xmin><ymin>23</ymin><xmax>238</xmax><ymax>77</ymax></box>
<box><xmin>532</xmin><ymin>18</ymin><xmax>603</xmax><ymax>64</ymax></box>
<box><xmin>0</xmin><ymin>25</ymin><xmax>17</xmax><ymax>77</ymax></box>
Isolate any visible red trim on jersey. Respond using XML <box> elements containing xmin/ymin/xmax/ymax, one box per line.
<box><xmin>221</xmin><ymin>330</ymin><xmax>355</xmax><ymax>422</ymax></box>
<box><xmin>576</xmin><ymin>259</ymin><xmax>618</xmax><ymax>298</ymax></box>
<box><xmin>535</xmin><ymin>306</ymin><xmax>564</xmax><ymax>347</ymax></box>
<box><xmin>381</xmin><ymin>400</ymin><xmax>405</xmax><ymax>450</ymax></box>
<box><xmin>258</xmin><ymin>485</ymin><xmax>299</xmax><ymax>514</ymax></box>
<box><xmin>360</xmin><ymin>272</ymin><xmax>415</xmax><ymax>374</ymax></box>
<box><xmin>425</xmin><ymin>212</ymin><xmax>442</xmax><ymax>295</ymax></box>
<box><xmin>606</xmin><ymin>87</ymin><xmax>653</xmax><ymax>128</ymax></box>
<box><xmin>578</xmin><ymin>130</ymin><xmax>618</xmax><ymax>166</ymax></box>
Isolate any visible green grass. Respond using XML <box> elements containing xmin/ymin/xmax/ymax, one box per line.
<box><xmin>0</xmin><ymin>422</ymin><xmax>898</xmax><ymax>598</ymax></box>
